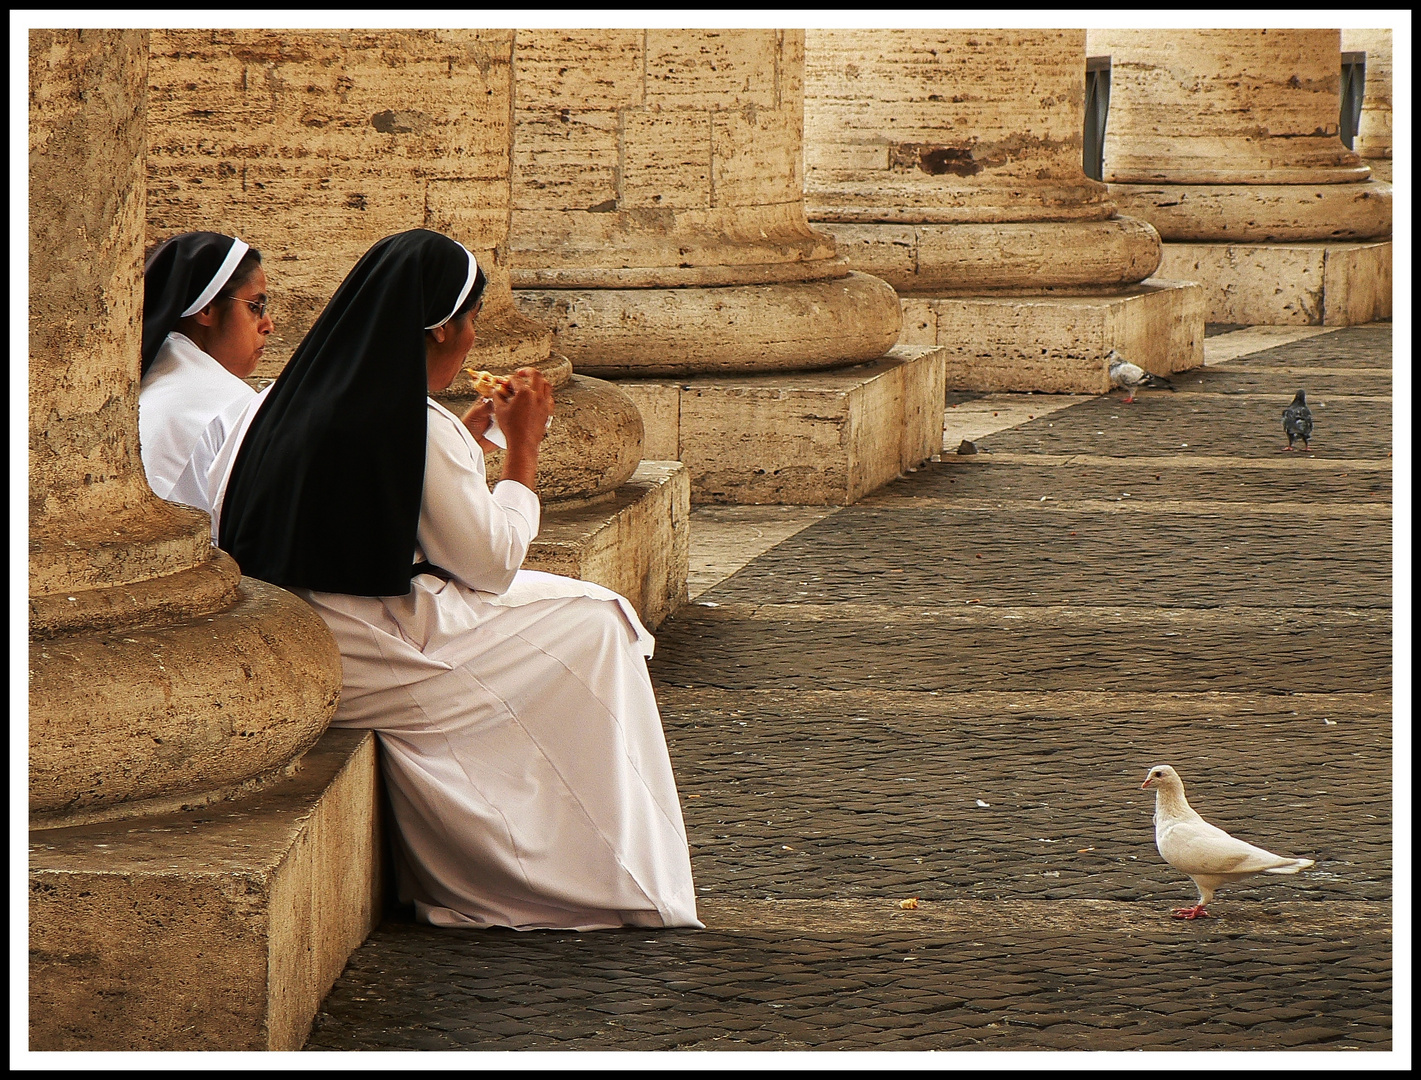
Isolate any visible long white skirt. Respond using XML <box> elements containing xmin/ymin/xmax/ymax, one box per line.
<box><xmin>307</xmin><ymin>571</ymin><xmax>701</xmax><ymax>931</ymax></box>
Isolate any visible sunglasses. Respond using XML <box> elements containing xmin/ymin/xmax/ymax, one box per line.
<box><xmin>221</xmin><ymin>295</ymin><xmax>268</xmax><ymax>319</ymax></box>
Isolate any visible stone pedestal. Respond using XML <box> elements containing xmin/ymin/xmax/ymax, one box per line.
<box><xmin>803</xmin><ymin>29</ymin><xmax>1201</xmax><ymax>392</ymax></box>
<box><xmin>901</xmin><ymin>282</ymin><xmax>1202</xmax><ymax>394</ymax></box>
<box><xmin>29</xmin><ymin>30</ymin><xmax>363</xmax><ymax>1051</ymax></box>
<box><xmin>1089</xmin><ymin>29</ymin><xmax>1392</xmax><ymax>325</ymax></box>
<box><xmin>148</xmin><ymin>29</ymin><xmax>686</xmax><ymax>625</ymax></box>
<box><xmin>1342</xmin><ymin>29</ymin><xmax>1393</xmax><ymax>183</ymax></box>
<box><xmin>29</xmin><ymin>729</ymin><xmax>381</xmax><ymax>1052</ymax></box>
<box><xmin>617</xmin><ymin>346</ymin><xmax>947</xmax><ymax>505</ymax></box>
<box><xmin>508</xmin><ymin>30</ymin><xmax>925</xmax><ymax>502</ymax></box>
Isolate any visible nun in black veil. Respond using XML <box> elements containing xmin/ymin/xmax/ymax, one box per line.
<box><xmin>210</xmin><ymin>229</ymin><xmax>700</xmax><ymax>931</ymax></box>
<box><xmin>138</xmin><ymin>231</ymin><xmax>271</xmax><ymax>513</ymax></box>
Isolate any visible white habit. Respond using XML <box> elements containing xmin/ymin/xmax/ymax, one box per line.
<box><xmin>138</xmin><ymin>331</ymin><xmax>255</xmax><ymax>513</ymax></box>
<box><xmin>212</xmin><ymin>396</ymin><xmax>701</xmax><ymax>931</ymax></box>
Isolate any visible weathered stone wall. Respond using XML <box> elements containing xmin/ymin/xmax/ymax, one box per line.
<box><xmin>1341</xmin><ymin>29</ymin><xmax>1392</xmax><ymax>178</ymax></box>
<box><xmin>507</xmin><ymin>29</ymin><xmax>842</xmax><ymax>287</ymax></box>
<box><xmin>805</xmin><ymin>29</ymin><xmax>1114</xmax><ymax>224</ymax></box>
<box><xmin>147</xmin><ymin>29</ymin><xmax>552</xmax><ymax>378</ymax></box>
<box><xmin>1090</xmin><ymin>29</ymin><xmax>1368</xmax><ymax>184</ymax></box>
<box><xmin>29</xmin><ymin>28</ymin><xmax>207</xmax><ymax>600</ymax></box>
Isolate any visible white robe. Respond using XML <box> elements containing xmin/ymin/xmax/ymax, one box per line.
<box><xmin>138</xmin><ymin>331</ymin><xmax>255</xmax><ymax>514</ymax></box>
<box><xmin>209</xmin><ymin>395</ymin><xmax>701</xmax><ymax>931</ymax></box>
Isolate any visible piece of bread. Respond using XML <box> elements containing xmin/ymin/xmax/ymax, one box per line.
<box><xmin>464</xmin><ymin>368</ymin><xmax>508</xmax><ymax>397</ymax></box>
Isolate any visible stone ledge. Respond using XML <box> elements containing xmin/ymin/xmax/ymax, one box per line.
<box><xmin>29</xmin><ymin>728</ymin><xmax>383</xmax><ymax>1051</ymax></box>
<box><xmin>1158</xmin><ymin>240</ymin><xmax>1392</xmax><ymax>326</ymax></box>
<box><xmin>899</xmin><ymin>280</ymin><xmax>1203</xmax><ymax>394</ymax></box>
<box><xmin>615</xmin><ymin>346</ymin><xmax>949</xmax><ymax>506</ymax></box>
<box><xmin>525</xmin><ymin>460</ymin><xmax>690</xmax><ymax>629</ymax></box>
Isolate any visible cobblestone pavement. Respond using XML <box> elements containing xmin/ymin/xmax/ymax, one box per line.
<box><xmin>307</xmin><ymin>325</ymin><xmax>1394</xmax><ymax>1053</ymax></box>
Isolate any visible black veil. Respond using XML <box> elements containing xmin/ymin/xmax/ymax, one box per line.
<box><xmin>217</xmin><ymin>229</ymin><xmax>481</xmax><ymax>596</ymax></box>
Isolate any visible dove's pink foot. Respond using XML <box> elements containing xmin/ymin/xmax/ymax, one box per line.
<box><xmin>1282</xmin><ymin>445</ymin><xmax>1295</xmax><ymax>452</ymax></box>
<box><xmin>1170</xmin><ymin>904</ymin><xmax>1210</xmax><ymax>920</ymax></box>
<box><xmin>1122</xmin><ymin>395</ymin><xmax>1136</xmax><ymax>404</ymax></box>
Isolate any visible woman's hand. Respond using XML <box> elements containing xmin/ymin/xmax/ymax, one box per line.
<box><xmin>491</xmin><ymin>368</ymin><xmax>553</xmax><ymax>492</ymax></box>
<box><xmin>493</xmin><ymin>368</ymin><xmax>554</xmax><ymax>454</ymax></box>
<box><xmin>459</xmin><ymin>398</ymin><xmax>499</xmax><ymax>453</ymax></box>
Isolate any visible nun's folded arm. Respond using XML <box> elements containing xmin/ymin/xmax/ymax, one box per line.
<box><xmin>415</xmin><ymin>399</ymin><xmax>540</xmax><ymax>593</ymax></box>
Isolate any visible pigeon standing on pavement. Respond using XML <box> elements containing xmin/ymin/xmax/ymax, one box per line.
<box><xmin>1107</xmin><ymin>350</ymin><xmax>1175</xmax><ymax>404</ymax></box>
<box><xmin>1282</xmin><ymin>389</ymin><xmax>1314</xmax><ymax>451</ymax></box>
<box><xmin>1140</xmin><ymin>764</ymin><xmax>1315</xmax><ymax>919</ymax></box>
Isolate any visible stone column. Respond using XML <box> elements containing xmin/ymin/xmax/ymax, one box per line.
<box><xmin>1089</xmin><ymin>29</ymin><xmax>1392</xmax><ymax>326</ymax></box>
<box><xmin>507</xmin><ymin>29</ymin><xmax>944</xmax><ymax>505</ymax></box>
<box><xmin>29</xmin><ymin>29</ymin><xmax>373</xmax><ymax>1051</ymax></box>
<box><xmin>147</xmin><ymin>29</ymin><xmax>687</xmax><ymax>625</ymax></box>
<box><xmin>1342</xmin><ymin>29</ymin><xmax>1392</xmax><ymax>182</ymax></box>
<box><xmin>803</xmin><ymin>28</ymin><xmax>1203</xmax><ymax>394</ymax></box>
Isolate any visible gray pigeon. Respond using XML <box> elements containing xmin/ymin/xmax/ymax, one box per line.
<box><xmin>1141</xmin><ymin>765</ymin><xmax>1315</xmax><ymax>919</ymax></box>
<box><xmin>1282</xmin><ymin>389</ymin><xmax>1314</xmax><ymax>451</ymax></box>
<box><xmin>1107</xmin><ymin>350</ymin><xmax>1175</xmax><ymax>404</ymax></box>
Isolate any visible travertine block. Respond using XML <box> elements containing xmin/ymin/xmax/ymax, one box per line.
<box><xmin>1107</xmin><ymin>181</ymin><xmax>1392</xmax><ymax>243</ymax></box>
<box><xmin>514</xmin><ymin>272</ymin><xmax>901</xmax><ymax>376</ymax></box>
<box><xmin>526</xmin><ymin>461</ymin><xmax>690</xmax><ymax>628</ymax></box>
<box><xmin>615</xmin><ymin>346</ymin><xmax>948</xmax><ymax>505</ymax></box>
<box><xmin>509</xmin><ymin>29</ymin><xmax>840</xmax><ymax>288</ymax></box>
<box><xmin>903</xmin><ymin>280</ymin><xmax>1203</xmax><ymax>394</ymax></box>
<box><xmin>1157</xmin><ymin>241</ymin><xmax>1393</xmax><ymax>326</ymax></box>
<box><xmin>1088</xmin><ymin>29</ymin><xmax>1368</xmax><ymax>184</ymax></box>
<box><xmin>29</xmin><ymin>729</ymin><xmax>382</xmax><ymax>1051</ymax></box>
<box><xmin>1341</xmin><ymin>29</ymin><xmax>1392</xmax><ymax>165</ymax></box>
<box><xmin>824</xmin><ymin>218</ymin><xmax>1162</xmax><ymax>293</ymax></box>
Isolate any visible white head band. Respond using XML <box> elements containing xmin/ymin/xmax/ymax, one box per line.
<box><xmin>180</xmin><ymin>237</ymin><xmax>251</xmax><ymax>318</ymax></box>
<box><xmin>424</xmin><ymin>245</ymin><xmax>479</xmax><ymax>330</ymax></box>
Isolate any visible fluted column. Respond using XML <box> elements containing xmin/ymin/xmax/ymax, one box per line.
<box><xmin>1342</xmin><ymin>29</ymin><xmax>1392</xmax><ymax>182</ymax></box>
<box><xmin>1090</xmin><ymin>29</ymin><xmax>1392</xmax><ymax>325</ymax></box>
<box><xmin>804</xmin><ymin>29</ymin><xmax>1201</xmax><ymax>393</ymax></box>
<box><xmin>507</xmin><ymin>29</ymin><xmax>902</xmax><ymax>376</ymax></box>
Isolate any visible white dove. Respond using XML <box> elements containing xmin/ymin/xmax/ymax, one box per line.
<box><xmin>1140</xmin><ymin>764</ymin><xmax>1315</xmax><ymax>919</ymax></box>
<box><xmin>1107</xmin><ymin>349</ymin><xmax>1175</xmax><ymax>403</ymax></box>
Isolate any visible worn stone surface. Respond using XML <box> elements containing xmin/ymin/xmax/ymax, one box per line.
<box><xmin>516</xmin><ymin>272</ymin><xmax>902</xmax><ymax>377</ymax></box>
<box><xmin>1089</xmin><ymin>29</ymin><xmax>1370</xmax><ymax>185</ymax></box>
<box><xmin>29</xmin><ymin>28</ymin><xmax>209</xmax><ymax>602</ymax></box>
<box><xmin>508</xmin><ymin>29</ymin><xmax>841</xmax><ymax>289</ymax></box>
<box><xmin>901</xmin><ymin>280</ymin><xmax>1203</xmax><ymax>393</ymax></box>
<box><xmin>1108</xmin><ymin>182</ymin><xmax>1392</xmax><ymax>244</ymax></box>
<box><xmin>804</xmin><ymin>29</ymin><xmax>1115</xmax><ymax>223</ymax></box>
<box><xmin>821</xmin><ymin>218</ymin><xmax>1163</xmax><ymax>294</ymax></box>
<box><xmin>29</xmin><ymin>575</ymin><xmax>343</xmax><ymax>826</ymax></box>
<box><xmin>802</xmin><ymin>30</ymin><xmax>1199</xmax><ymax>392</ymax></box>
<box><xmin>524</xmin><ymin>461</ymin><xmax>690</xmax><ymax>629</ymax></box>
<box><xmin>618</xmin><ymin>346</ymin><xmax>948</xmax><ymax>505</ymax></box>
<box><xmin>305</xmin><ymin>326</ymin><xmax>1391</xmax><ymax>1053</ymax></box>
<box><xmin>1158</xmin><ymin>241</ymin><xmax>1393</xmax><ymax>326</ymax></box>
<box><xmin>146</xmin><ymin>29</ymin><xmax>549</xmax><ymax>375</ymax></box>
<box><xmin>30</xmin><ymin>729</ymin><xmax>383</xmax><ymax>1051</ymax></box>
<box><xmin>1341</xmin><ymin>30</ymin><xmax>1391</xmax><ymax>172</ymax></box>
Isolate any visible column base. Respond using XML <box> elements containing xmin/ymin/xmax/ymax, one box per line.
<box><xmin>28</xmin><ymin>729</ymin><xmax>382</xmax><ymax>1051</ymax></box>
<box><xmin>898</xmin><ymin>280</ymin><xmax>1202</xmax><ymax>394</ymax></box>
<box><xmin>613</xmin><ymin>346</ymin><xmax>948</xmax><ymax>506</ymax></box>
<box><xmin>526</xmin><ymin>461</ymin><xmax>691</xmax><ymax>629</ymax></box>
<box><xmin>1158</xmin><ymin>240</ymin><xmax>1392</xmax><ymax>326</ymax></box>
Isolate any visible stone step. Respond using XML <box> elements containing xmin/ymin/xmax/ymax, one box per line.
<box><xmin>28</xmin><ymin>729</ymin><xmax>383</xmax><ymax>1051</ymax></box>
<box><xmin>615</xmin><ymin>345</ymin><xmax>948</xmax><ymax>505</ymax></box>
